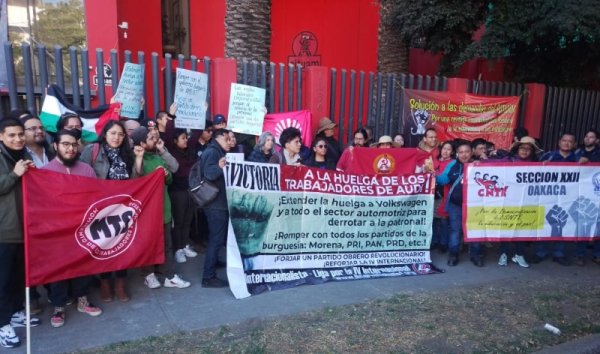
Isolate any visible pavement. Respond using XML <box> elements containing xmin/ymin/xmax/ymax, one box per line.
<box><xmin>4</xmin><ymin>247</ymin><xmax>600</xmax><ymax>354</ymax></box>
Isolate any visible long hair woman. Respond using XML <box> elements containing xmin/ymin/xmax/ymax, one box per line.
<box><xmin>80</xmin><ymin>120</ymin><xmax>143</xmax><ymax>302</ymax></box>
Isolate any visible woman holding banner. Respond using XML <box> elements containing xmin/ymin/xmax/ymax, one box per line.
<box><xmin>492</xmin><ymin>136</ymin><xmax>540</xmax><ymax>268</ymax></box>
<box><xmin>81</xmin><ymin>120</ymin><xmax>144</xmax><ymax>302</ymax></box>
<box><xmin>432</xmin><ymin>141</ymin><xmax>455</xmax><ymax>253</ymax></box>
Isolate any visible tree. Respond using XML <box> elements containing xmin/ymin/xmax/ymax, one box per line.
<box><xmin>388</xmin><ymin>0</ymin><xmax>600</xmax><ymax>87</ymax></box>
<box><xmin>32</xmin><ymin>0</ymin><xmax>86</xmax><ymax>48</ymax></box>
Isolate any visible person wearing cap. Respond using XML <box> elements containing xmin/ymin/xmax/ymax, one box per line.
<box><xmin>490</xmin><ymin>136</ymin><xmax>540</xmax><ymax>269</ymax></box>
<box><xmin>370</xmin><ymin>135</ymin><xmax>400</xmax><ymax>148</ymax></box>
<box><xmin>315</xmin><ymin>117</ymin><xmax>341</xmax><ymax>164</ymax></box>
<box><xmin>212</xmin><ymin>114</ymin><xmax>227</xmax><ymax>129</ymax></box>
<box><xmin>130</xmin><ymin>126</ymin><xmax>190</xmax><ymax>290</ymax></box>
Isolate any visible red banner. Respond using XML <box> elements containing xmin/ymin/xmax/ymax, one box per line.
<box><xmin>23</xmin><ymin>169</ymin><xmax>165</xmax><ymax>286</ymax></box>
<box><xmin>402</xmin><ymin>89</ymin><xmax>520</xmax><ymax>149</ymax></box>
<box><xmin>262</xmin><ymin>110</ymin><xmax>313</xmax><ymax>147</ymax></box>
<box><xmin>337</xmin><ymin>147</ymin><xmax>420</xmax><ymax>176</ymax></box>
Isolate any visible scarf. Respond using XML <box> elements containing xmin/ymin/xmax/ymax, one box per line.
<box><xmin>104</xmin><ymin>144</ymin><xmax>129</xmax><ymax>180</ymax></box>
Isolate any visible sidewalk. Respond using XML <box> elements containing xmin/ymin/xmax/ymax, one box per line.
<box><xmin>5</xmin><ymin>249</ymin><xmax>600</xmax><ymax>354</ymax></box>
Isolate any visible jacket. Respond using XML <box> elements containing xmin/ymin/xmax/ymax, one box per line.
<box><xmin>80</xmin><ymin>143</ymin><xmax>140</xmax><ymax>179</ymax></box>
<box><xmin>0</xmin><ymin>143</ymin><xmax>31</xmax><ymax>243</ymax></box>
<box><xmin>141</xmin><ymin>152</ymin><xmax>173</xmax><ymax>224</ymax></box>
<box><xmin>436</xmin><ymin>159</ymin><xmax>464</xmax><ymax>206</ymax></box>
<box><xmin>199</xmin><ymin>140</ymin><xmax>228</xmax><ymax>210</ymax></box>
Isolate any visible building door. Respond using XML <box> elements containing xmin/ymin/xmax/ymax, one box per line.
<box><xmin>161</xmin><ymin>0</ymin><xmax>190</xmax><ymax>57</ymax></box>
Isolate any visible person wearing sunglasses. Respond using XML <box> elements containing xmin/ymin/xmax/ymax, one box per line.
<box><xmin>305</xmin><ymin>137</ymin><xmax>336</xmax><ymax>170</ymax></box>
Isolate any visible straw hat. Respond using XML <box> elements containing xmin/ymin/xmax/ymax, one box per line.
<box><xmin>510</xmin><ymin>136</ymin><xmax>542</xmax><ymax>153</ymax></box>
<box><xmin>317</xmin><ymin>117</ymin><xmax>336</xmax><ymax>134</ymax></box>
<box><xmin>370</xmin><ymin>135</ymin><xmax>400</xmax><ymax>148</ymax></box>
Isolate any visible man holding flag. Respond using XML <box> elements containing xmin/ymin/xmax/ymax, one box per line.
<box><xmin>43</xmin><ymin>129</ymin><xmax>103</xmax><ymax>328</ymax></box>
<box><xmin>0</xmin><ymin>118</ymin><xmax>39</xmax><ymax>349</ymax></box>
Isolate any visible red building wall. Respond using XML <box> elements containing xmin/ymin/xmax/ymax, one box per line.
<box><xmin>270</xmin><ymin>0</ymin><xmax>379</xmax><ymax>72</ymax></box>
<box><xmin>189</xmin><ymin>1</ymin><xmax>226</xmax><ymax>58</ymax></box>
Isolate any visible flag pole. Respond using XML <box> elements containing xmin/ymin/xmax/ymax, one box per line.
<box><xmin>25</xmin><ymin>286</ymin><xmax>31</xmax><ymax>354</ymax></box>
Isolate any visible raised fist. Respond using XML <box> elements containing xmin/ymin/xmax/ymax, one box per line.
<box><xmin>546</xmin><ymin>205</ymin><xmax>568</xmax><ymax>237</ymax></box>
<box><xmin>568</xmin><ymin>196</ymin><xmax>599</xmax><ymax>237</ymax></box>
<box><xmin>230</xmin><ymin>191</ymin><xmax>274</xmax><ymax>256</ymax></box>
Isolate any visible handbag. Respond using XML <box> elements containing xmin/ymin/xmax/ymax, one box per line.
<box><xmin>189</xmin><ymin>179</ymin><xmax>219</xmax><ymax>207</ymax></box>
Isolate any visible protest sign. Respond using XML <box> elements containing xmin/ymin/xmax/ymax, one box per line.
<box><xmin>227</xmin><ymin>83</ymin><xmax>266</xmax><ymax>136</ymax></box>
<box><xmin>464</xmin><ymin>162</ymin><xmax>600</xmax><ymax>242</ymax></box>
<box><xmin>225</xmin><ymin>162</ymin><xmax>440</xmax><ymax>299</ymax></box>
<box><xmin>401</xmin><ymin>89</ymin><xmax>520</xmax><ymax>149</ymax></box>
<box><xmin>263</xmin><ymin>110</ymin><xmax>312</xmax><ymax>148</ymax></box>
<box><xmin>23</xmin><ymin>169</ymin><xmax>165</xmax><ymax>286</ymax></box>
<box><xmin>174</xmin><ymin>68</ymin><xmax>208</xmax><ymax>129</ymax></box>
<box><xmin>113</xmin><ymin>63</ymin><xmax>144</xmax><ymax>118</ymax></box>
<box><xmin>337</xmin><ymin>147</ymin><xmax>420</xmax><ymax>175</ymax></box>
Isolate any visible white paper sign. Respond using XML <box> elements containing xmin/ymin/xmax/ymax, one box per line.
<box><xmin>174</xmin><ymin>68</ymin><xmax>208</xmax><ymax>129</ymax></box>
<box><xmin>226</xmin><ymin>153</ymin><xmax>245</xmax><ymax>163</ymax></box>
<box><xmin>227</xmin><ymin>83</ymin><xmax>266</xmax><ymax>136</ymax></box>
<box><xmin>114</xmin><ymin>63</ymin><xmax>144</xmax><ymax>118</ymax></box>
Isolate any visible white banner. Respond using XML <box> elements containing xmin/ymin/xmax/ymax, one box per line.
<box><xmin>464</xmin><ymin>163</ymin><xmax>600</xmax><ymax>241</ymax></box>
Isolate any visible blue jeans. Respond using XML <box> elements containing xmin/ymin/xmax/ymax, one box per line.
<box><xmin>500</xmin><ymin>242</ymin><xmax>525</xmax><ymax>256</ymax></box>
<box><xmin>432</xmin><ymin>217</ymin><xmax>449</xmax><ymax>247</ymax></box>
<box><xmin>447</xmin><ymin>203</ymin><xmax>462</xmax><ymax>255</ymax></box>
<box><xmin>203</xmin><ymin>209</ymin><xmax>229</xmax><ymax>280</ymax></box>
<box><xmin>575</xmin><ymin>241</ymin><xmax>600</xmax><ymax>258</ymax></box>
<box><xmin>536</xmin><ymin>242</ymin><xmax>566</xmax><ymax>258</ymax></box>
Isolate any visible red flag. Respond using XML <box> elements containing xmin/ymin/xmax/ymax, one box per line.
<box><xmin>338</xmin><ymin>147</ymin><xmax>420</xmax><ymax>176</ymax></box>
<box><xmin>23</xmin><ymin>169</ymin><xmax>165</xmax><ymax>286</ymax></box>
<box><xmin>262</xmin><ymin>110</ymin><xmax>313</xmax><ymax>147</ymax></box>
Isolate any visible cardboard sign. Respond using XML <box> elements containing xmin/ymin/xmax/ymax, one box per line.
<box><xmin>174</xmin><ymin>68</ymin><xmax>208</xmax><ymax>129</ymax></box>
<box><xmin>113</xmin><ymin>63</ymin><xmax>144</xmax><ymax>118</ymax></box>
<box><xmin>227</xmin><ymin>83</ymin><xmax>266</xmax><ymax>136</ymax></box>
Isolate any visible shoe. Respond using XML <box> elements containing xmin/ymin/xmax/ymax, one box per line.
<box><xmin>447</xmin><ymin>254</ymin><xmax>458</xmax><ymax>267</ymax></box>
<box><xmin>575</xmin><ymin>256</ymin><xmax>586</xmax><ymax>266</ymax></box>
<box><xmin>29</xmin><ymin>299</ymin><xmax>43</xmax><ymax>316</ymax></box>
<box><xmin>530</xmin><ymin>255</ymin><xmax>547</xmax><ymax>264</ymax></box>
<box><xmin>114</xmin><ymin>278</ymin><xmax>130</xmax><ymax>302</ymax></box>
<box><xmin>183</xmin><ymin>245</ymin><xmax>198</xmax><ymax>258</ymax></box>
<box><xmin>144</xmin><ymin>273</ymin><xmax>161</xmax><ymax>289</ymax></box>
<box><xmin>175</xmin><ymin>249</ymin><xmax>187</xmax><ymax>263</ymax></box>
<box><xmin>471</xmin><ymin>257</ymin><xmax>484</xmax><ymax>267</ymax></box>
<box><xmin>592</xmin><ymin>257</ymin><xmax>600</xmax><ymax>265</ymax></box>
<box><xmin>552</xmin><ymin>257</ymin><xmax>571</xmax><ymax>266</ymax></box>
<box><xmin>201</xmin><ymin>277</ymin><xmax>229</xmax><ymax>288</ymax></box>
<box><xmin>498</xmin><ymin>253</ymin><xmax>508</xmax><ymax>266</ymax></box>
<box><xmin>77</xmin><ymin>296</ymin><xmax>103</xmax><ymax>317</ymax></box>
<box><xmin>10</xmin><ymin>310</ymin><xmax>41</xmax><ymax>327</ymax></box>
<box><xmin>438</xmin><ymin>245</ymin><xmax>448</xmax><ymax>254</ymax></box>
<box><xmin>512</xmin><ymin>254</ymin><xmax>530</xmax><ymax>268</ymax></box>
<box><xmin>100</xmin><ymin>279</ymin><xmax>113</xmax><ymax>303</ymax></box>
<box><xmin>0</xmin><ymin>324</ymin><xmax>20</xmax><ymax>348</ymax></box>
<box><xmin>50</xmin><ymin>307</ymin><xmax>65</xmax><ymax>328</ymax></box>
<box><xmin>164</xmin><ymin>274</ymin><xmax>191</xmax><ymax>288</ymax></box>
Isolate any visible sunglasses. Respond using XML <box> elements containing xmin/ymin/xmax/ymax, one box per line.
<box><xmin>316</xmin><ymin>144</ymin><xmax>327</xmax><ymax>149</ymax></box>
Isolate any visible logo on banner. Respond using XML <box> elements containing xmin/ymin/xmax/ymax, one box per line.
<box><xmin>76</xmin><ymin>195</ymin><xmax>142</xmax><ymax>260</ymax></box>
<box><xmin>410</xmin><ymin>110</ymin><xmax>430</xmax><ymax>135</ymax></box>
<box><xmin>593</xmin><ymin>172</ymin><xmax>600</xmax><ymax>195</ymax></box>
<box><xmin>373</xmin><ymin>154</ymin><xmax>395</xmax><ymax>174</ymax></box>
<box><xmin>474</xmin><ymin>172</ymin><xmax>508</xmax><ymax>197</ymax></box>
<box><xmin>288</xmin><ymin>31</ymin><xmax>321</xmax><ymax>67</ymax></box>
<box><xmin>274</xmin><ymin>118</ymin><xmax>303</xmax><ymax>145</ymax></box>
<box><xmin>93</xmin><ymin>63</ymin><xmax>113</xmax><ymax>86</ymax></box>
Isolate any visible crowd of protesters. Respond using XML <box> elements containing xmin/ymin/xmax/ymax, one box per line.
<box><xmin>0</xmin><ymin>104</ymin><xmax>599</xmax><ymax>348</ymax></box>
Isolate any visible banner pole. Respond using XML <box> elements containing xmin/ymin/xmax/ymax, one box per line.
<box><xmin>26</xmin><ymin>286</ymin><xmax>31</xmax><ymax>354</ymax></box>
